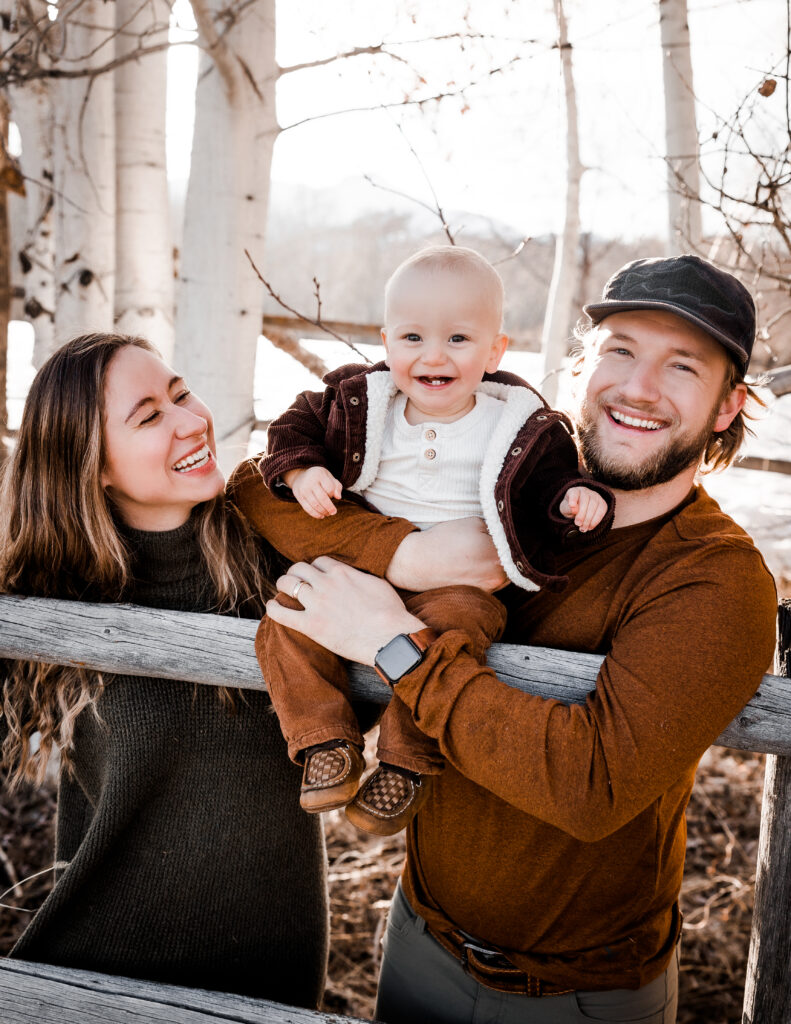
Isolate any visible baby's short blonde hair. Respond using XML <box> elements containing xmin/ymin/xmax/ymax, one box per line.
<box><xmin>384</xmin><ymin>245</ymin><xmax>504</xmax><ymax>328</ymax></box>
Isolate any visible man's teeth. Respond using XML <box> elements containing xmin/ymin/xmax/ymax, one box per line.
<box><xmin>610</xmin><ymin>410</ymin><xmax>663</xmax><ymax>430</ymax></box>
<box><xmin>172</xmin><ymin>445</ymin><xmax>211</xmax><ymax>471</ymax></box>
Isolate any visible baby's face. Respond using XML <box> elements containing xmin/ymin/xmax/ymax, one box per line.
<box><xmin>382</xmin><ymin>268</ymin><xmax>508</xmax><ymax>424</ymax></box>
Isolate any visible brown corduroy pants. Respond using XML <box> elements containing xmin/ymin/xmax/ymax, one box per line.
<box><xmin>256</xmin><ymin>585</ymin><xmax>507</xmax><ymax>774</ymax></box>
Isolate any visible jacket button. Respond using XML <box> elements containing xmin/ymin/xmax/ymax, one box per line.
<box><xmin>352</xmin><ymin>452</ymin><xmax>361</xmax><ymax>462</ymax></box>
<box><xmin>511</xmin><ymin>447</ymin><xmax>522</xmax><ymax>456</ymax></box>
<box><xmin>567</xmin><ymin>527</ymin><xmax>579</xmax><ymax>537</ymax></box>
<box><xmin>516</xmin><ymin>561</ymin><xmax>524</xmax><ymax>573</ymax></box>
<box><xmin>349</xmin><ymin>396</ymin><xmax>360</xmax><ymax>406</ymax></box>
<box><xmin>424</xmin><ymin>448</ymin><xmax>437</xmax><ymax>460</ymax></box>
<box><xmin>536</xmin><ymin>414</ymin><xmax>547</xmax><ymax>421</ymax></box>
<box><xmin>497</xmin><ymin>500</ymin><xmax>504</xmax><ymax>512</ymax></box>
<box><xmin>424</xmin><ymin>429</ymin><xmax>437</xmax><ymax>441</ymax></box>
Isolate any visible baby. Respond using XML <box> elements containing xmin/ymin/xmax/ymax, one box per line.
<box><xmin>257</xmin><ymin>245</ymin><xmax>614</xmax><ymax>836</ymax></box>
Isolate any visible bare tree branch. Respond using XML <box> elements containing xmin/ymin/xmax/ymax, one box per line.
<box><xmin>279</xmin><ymin>55</ymin><xmax>524</xmax><ymax>133</ymax></box>
<box><xmin>277</xmin><ymin>32</ymin><xmax>543</xmax><ymax>77</ymax></box>
<box><xmin>278</xmin><ymin>43</ymin><xmax>412</xmax><ymax>77</ymax></box>
<box><xmin>245</xmin><ymin>249</ymin><xmax>373</xmax><ymax>365</ymax></box>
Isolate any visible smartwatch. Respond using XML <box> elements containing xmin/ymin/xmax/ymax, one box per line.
<box><xmin>374</xmin><ymin>628</ymin><xmax>439</xmax><ymax>687</ymax></box>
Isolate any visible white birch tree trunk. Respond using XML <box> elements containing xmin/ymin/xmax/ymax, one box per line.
<box><xmin>114</xmin><ymin>0</ymin><xmax>174</xmax><ymax>361</ymax></box>
<box><xmin>6</xmin><ymin>0</ymin><xmax>57</xmax><ymax>366</ymax></box>
<box><xmin>0</xmin><ymin>95</ymin><xmax>10</xmax><ymax>440</ymax></box>
<box><xmin>541</xmin><ymin>0</ymin><xmax>582</xmax><ymax>407</ymax></box>
<box><xmin>174</xmin><ymin>0</ymin><xmax>277</xmax><ymax>471</ymax></box>
<box><xmin>52</xmin><ymin>0</ymin><xmax>116</xmax><ymax>338</ymax></box>
<box><xmin>659</xmin><ymin>0</ymin><xmax>702</xmax><ymax>254</ymax></box>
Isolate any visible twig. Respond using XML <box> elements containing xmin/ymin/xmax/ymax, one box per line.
<box><xmin>493</xmin><ymin>236</ymin><xmax>531</xmax><ymax>265</ymax></box>
<box><xmin>278</xmin><ymin>32</ymin><xmax>542</xmax><ymax>77</ymax></box>
<box><xmin>245</xmin><ymin>250</ymin><xmax>373</xmax><ymax>364</ymax></box>
<box><xmin>0</xmin><ymin>845</ymin><xmax>21</xmax><ymax>900</ymax></box>
<box><xmin>280</xmin><ymin>55</ymin><xmax>524</xmax><ymax>134</ymax></box>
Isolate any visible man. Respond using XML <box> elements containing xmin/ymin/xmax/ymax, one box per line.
<box><xmin>233</xmin><ymin>255</ymin><xmax>777</xmax><ymax>1024</ymax></box>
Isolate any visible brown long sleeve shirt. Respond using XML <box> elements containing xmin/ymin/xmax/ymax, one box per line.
<box><xmin>230</xmin><ymin>461</ymin><xmax>777</xmax><ymax>991</ymax></box>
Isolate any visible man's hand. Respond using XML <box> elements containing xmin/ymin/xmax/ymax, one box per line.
<box><xmin>266</xmin><ymin>557</ymin><xmax>426</xmax><ymax>665</ymax></box>
<box><xmin>386</xmin><ymin>517</ymin><xmax>507</xmax><ymax>592</ymax></box>
<box><xmin>283</xmin><ymin>466</ymin><xmax>343</xmax><ymax>518</ymax></box>
<box><xmin>559</xmin><ymin>487</ymin><xmax>608</xmax><ymax>533</ymax></box>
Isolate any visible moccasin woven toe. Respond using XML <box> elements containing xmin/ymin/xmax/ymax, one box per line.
<box><xmin>344</xmin><ymin>765</ymin><xmax>431</xmax><ymax>836</ymax></box>
<box><xmin>300</xmin><ymin>742</ymin><xmax>365</xmax><ymax>813</ymax></box>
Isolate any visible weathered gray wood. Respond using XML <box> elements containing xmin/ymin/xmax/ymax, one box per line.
<box><xmin>743</xmin><ymin>599</ymin><xmax>791</xmax><ymax>1024</ymax></box>
<box><xmin>0</xmin><ymin>594</ymin><xmax>788</xmax><ymax>753</ymax></box>
<box><xmin>766</xmin><ymin>363</ymin><xmax>791</xmax><ymax>397</ymax></box>
<box><xmin>737</xmin><ymin>455</ymin><xmax>791</xmax><ymax>477</ymax></box>
<box><xmin>0</xmin><ymin>958</ymin><xmax>367</xmax><ymax>1023</ymax></box>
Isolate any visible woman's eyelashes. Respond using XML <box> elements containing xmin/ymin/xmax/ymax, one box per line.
<box><xmin>139</xmin><ymin>389</ymin><xmax>191</xmax><ymax>426</ymax></box>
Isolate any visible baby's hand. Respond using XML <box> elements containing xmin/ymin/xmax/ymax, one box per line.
<box><xmin>283</xmin><ymin>467</ymin><xmax>343</xmax><ymax>519</ymax></box>
<box><xmin>559</xmin><ymin>486</ymin><xmax>608</xmax><ymax>533</ymax></box>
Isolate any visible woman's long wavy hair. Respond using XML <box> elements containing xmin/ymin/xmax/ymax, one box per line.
<box><xmin>0</xmin><ymin>333</ymin><xmax>273</xmax><ymax>787</ymax></box>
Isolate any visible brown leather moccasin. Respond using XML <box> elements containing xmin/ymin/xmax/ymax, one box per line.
<box><xmin>300</xmin><ymin>742</ymin><xmax>365</xmax><ymax>813</ymax></box>
<box><xmin>344</xmin><ymin>764</ymin><xmax>432</xmax><ymax>836</ymax></box>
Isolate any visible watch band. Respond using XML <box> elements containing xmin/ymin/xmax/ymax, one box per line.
<box><xmin>374</xmin><ymin>627</ymin><xmax>439</xmax><ymax>687</ymax></box>
<box><xmin>407</xmin><ymin>627</ymin><xmax>439</xmax><ymax>654</ymax></box>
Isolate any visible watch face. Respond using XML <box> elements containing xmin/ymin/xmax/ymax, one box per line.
<box><xmin>376</xmin><ymin>634</ymin><xmax>423</xmax><ymax>683</ymax></box>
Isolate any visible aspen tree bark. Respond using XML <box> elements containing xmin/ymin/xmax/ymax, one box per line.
<box><xmin>0</xmin><ymin>95</ymin><xmax>10</xmax><ymax>444</ymax></box>
<box><xmin>658</xmin><ymin>0</ymin><xmax>702</xmax><ymax>254</ymax></box>
<box><xmin>174</xmin><ymin>0</ymin><xmax>277</xmax><ymax>470</ymax></box>
<box><xmin>10</xmin><ymin>79</ymin><xmax>56</xmax><ymax>366</ymax></box>
<box><xmin>3</xmin><ymin>0</ymin><xmax>56</xmax><ymax>365</ymax></box>
<box><xmin>541</xmin><ymin>0</ymin><xmax>582</xmax><ymax>407</ymax></box>
<box><xmin>52</xmin><ymin>0</ymin><xmax>115</xmax><ymax>338</ymax></box>
<box><xmin>114</xmin><ymin>0</ymin><xmax>174</xmax><ymax>360</ymax></box>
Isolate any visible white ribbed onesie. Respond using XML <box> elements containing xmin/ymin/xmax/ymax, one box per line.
<box><xmin>361</xmin><ymin>391</ymin><xmax>505</xmax><ymax>531</ymax></box>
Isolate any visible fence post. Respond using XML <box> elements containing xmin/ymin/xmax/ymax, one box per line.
<box><xmin>743</xmin><ymin>599</ymin><xmax>791</xmax><ymax>1024</ymax></box>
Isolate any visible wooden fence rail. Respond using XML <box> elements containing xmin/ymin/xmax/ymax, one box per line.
<box><xmin>0</xmin><ymin>957</ymin><xmax>367</xmax><ymax>1023</ymax></box>
<box><xmin>0</xmin><ymin>594</ymin><xmax>789</xmax><ymax>1022</ymax></box>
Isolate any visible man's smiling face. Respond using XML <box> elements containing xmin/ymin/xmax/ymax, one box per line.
<box><xmin>574</xmin><ymin>310</ymin><xmax>746</xmax><ymax>491</ymax></box>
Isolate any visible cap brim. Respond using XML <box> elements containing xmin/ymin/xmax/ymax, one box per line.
<box><xmin>582</xmin><ymin>299</ymin><xmax>748</xmax><ymax>372</ymax></box>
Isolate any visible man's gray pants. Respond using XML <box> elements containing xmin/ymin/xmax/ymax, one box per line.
<box><xmin>375</xmin><ymin>883</ymin><xmax>679</xmax><ymax>1024</ymax></box>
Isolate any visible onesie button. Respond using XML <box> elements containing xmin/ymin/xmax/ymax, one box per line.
<box><xmin>536</xmin><ymin>414</ymin><xmax>547</xmax><ymax>421</ymax></box>
<box><xmin>424</xmin><ymin>448</ymin><xmax>437</xmax><ymax>460</ymax></box>
<box><xmin>424</xmin><ymin>429</ymin><xmax>437</xmax><ymax>441</ymax></box>
<box><xmin>352</xmin><ymin>452</ymin><xmax>361</xmax><ymax>462</ymax></box>
<box><xmin>511</xmin><ymin>447</ymin><xmax>522</xmax><ymax>456</ymax></box>
<box><xmin>497</xmin><ymin>500</ymin><xmax>504</xmax><ymax>512</ymax></box>
<box><xmin>516</xmin><ymin>561</ymin><xmax>525</xmax><ymax>573</ymax></box>
<box><xmin>349</xmin><ymin>396</ymin><xmax>360</xmax><ymax>406</ymax></box>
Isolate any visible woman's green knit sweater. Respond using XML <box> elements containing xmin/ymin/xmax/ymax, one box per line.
<box><xmin>10</xmin><ymin>518</ymin><xmax>329</xmax><ymax>1007</ymax></box>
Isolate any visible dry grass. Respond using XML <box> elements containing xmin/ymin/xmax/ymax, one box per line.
<box><xmin>0</xmin><ymin>776</ymin><xmax>57</xmax><ymax>952</ymax></box>
<box><xmin>0</xmin><ymin>748</ymin><xmax>769</xmax><ymax>1024</ymax></box>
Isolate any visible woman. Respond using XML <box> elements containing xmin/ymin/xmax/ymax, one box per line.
<box><xmin>0</xmin><ymin>334</ymin><xmax>328</xmax><ymax>1006</ymax></box>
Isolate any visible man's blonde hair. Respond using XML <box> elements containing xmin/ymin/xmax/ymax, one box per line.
<box><xmin>384</xmin><ymin>245</ymin><xmax>504</xmax><ymax>328</ymax></box>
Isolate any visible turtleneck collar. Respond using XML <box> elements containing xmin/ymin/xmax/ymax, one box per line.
<box><xmin>118</xmin><ymin>513</ymin><xmax>214</xmax><ymax>613</ymax></box>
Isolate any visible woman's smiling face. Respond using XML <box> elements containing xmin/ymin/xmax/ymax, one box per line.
<box><xmin>101</xmin><ymin>345</ymin><xmax>225</xmax><ymax>530</ymax></box>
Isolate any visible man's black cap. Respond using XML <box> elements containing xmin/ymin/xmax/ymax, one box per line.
<box><xmin>583</xmin><ymin>254</ymin><xmax>755</xmax><ymax>373</ymax></box>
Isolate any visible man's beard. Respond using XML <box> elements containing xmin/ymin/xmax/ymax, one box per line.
<box><xmin>576</xmin><ymin>399</ymin><xmax>718</xmax><ymax>491</ymax></box>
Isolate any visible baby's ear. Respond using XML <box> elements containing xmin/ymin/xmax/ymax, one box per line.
<box><xmin>381</xmin><ymin>327</ymin><xmax>391</xmax><ymax>366</ymax></box>
<box><xmin>486</xmin><ymin>333</ymin><xmax>509</xmax><ymax>373</ymax></box>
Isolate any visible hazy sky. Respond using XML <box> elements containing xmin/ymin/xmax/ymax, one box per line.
<box><xmin>168</xmin><ymin>0</ymin><xmax>784</xmax><ymax>241</ymax></box>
